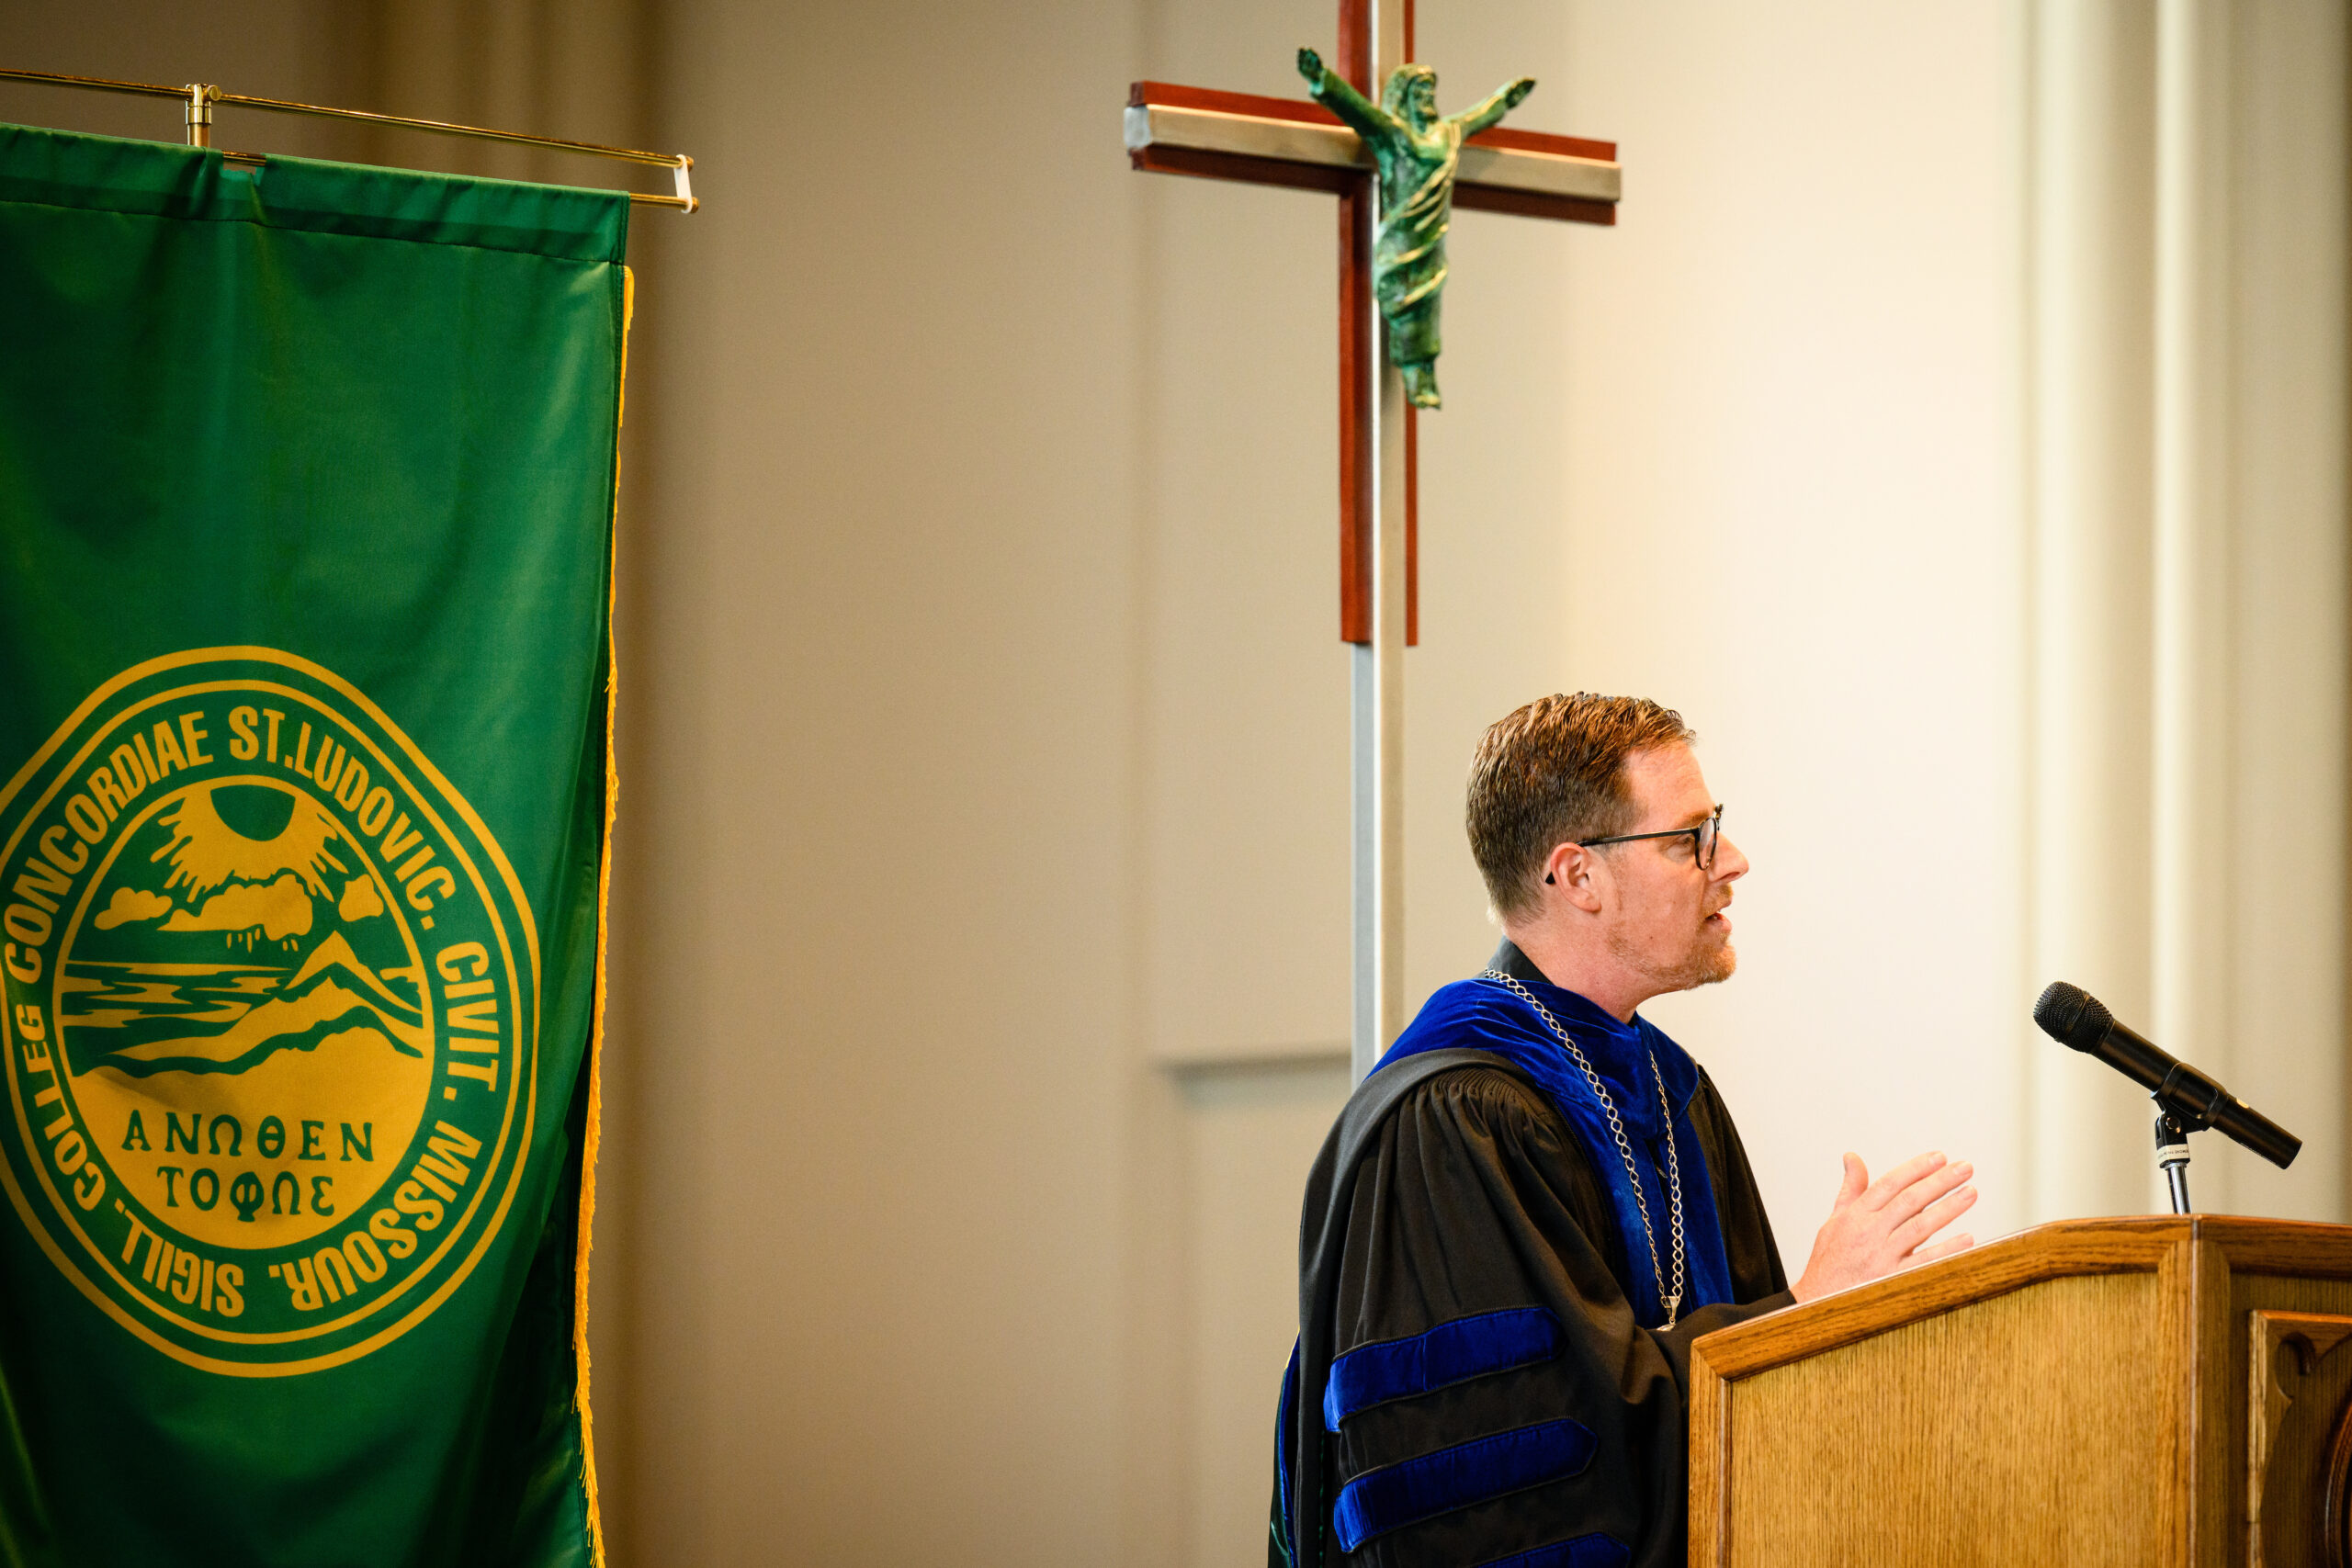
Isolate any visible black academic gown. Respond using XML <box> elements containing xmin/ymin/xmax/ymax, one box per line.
<box><xmin>1273</xmin><ymin>942</ymin><xmax>1792</xmax><ymax>1568</ymax></box>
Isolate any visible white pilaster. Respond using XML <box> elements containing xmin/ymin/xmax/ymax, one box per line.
<box><xmin>2026</xmin><ymin>0</ymin><xmax>2161</xmax><ymax>1221</ymax></box>
<box><xmin>2149</xmin><ymin>0</ymin><xmax>2235</xmax><ymax>1212</ymax></box>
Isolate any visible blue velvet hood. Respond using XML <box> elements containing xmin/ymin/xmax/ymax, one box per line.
<box><xmin>1371</xmin><ymin>951</ymin><xmax>1735</xmax><ymax>1327</ymax></box>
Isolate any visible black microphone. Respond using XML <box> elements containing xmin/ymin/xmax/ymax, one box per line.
<box><xmin>2032</xmin><ymin>981</ymin><xmax>2301</xmax><ymax>1169</ymax></box>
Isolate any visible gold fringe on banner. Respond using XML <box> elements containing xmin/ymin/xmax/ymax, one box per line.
<box><xmin>573</xmin><ymin>262</ymin><xmax>632</xmax><ymax>1568</ymax></box>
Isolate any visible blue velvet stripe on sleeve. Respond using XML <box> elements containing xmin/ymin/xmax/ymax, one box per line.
<box><xmin>1322</xmin><ymin>1307</ymin><xmax>1566</xmax><ymax>1430</ymax></box>
<box><xmin>1473</xmin><ymin>1533</ymin><xmax>1632</xmax><ymax>1568</ymax></box>
<box><xmin>1330</xmin><ymin>1418</ymin><xmax>1598</xmax><ymax>1553</ymax></box>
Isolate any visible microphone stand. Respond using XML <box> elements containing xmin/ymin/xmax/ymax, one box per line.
<box><xmin>2154</xmin><ymin>1110</ymin><xmax>2192</xmax><ymax>1215</ymax></box>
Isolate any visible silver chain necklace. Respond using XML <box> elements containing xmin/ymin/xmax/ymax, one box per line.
<box><xmin>1481</xmin><ymin>969</ymin><xmax>1687</xmax><ymax>1329</ymax></box>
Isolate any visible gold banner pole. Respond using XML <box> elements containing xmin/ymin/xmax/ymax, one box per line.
<box><xmin>0</xmin><ymin>67</ymin><xmax>696</xmax><ymax>211</ymax></box>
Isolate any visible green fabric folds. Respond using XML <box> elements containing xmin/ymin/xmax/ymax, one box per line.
<box><xmin>0</xmin><ymin>122</ymin><xmax>625</xmax><ymax>1567</ymax></box>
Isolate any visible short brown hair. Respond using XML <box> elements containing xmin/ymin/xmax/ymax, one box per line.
<box><xmin>1466</xmin><ymin>694</ymin><xmax>1696</xmax><ymax>920</ymax></box>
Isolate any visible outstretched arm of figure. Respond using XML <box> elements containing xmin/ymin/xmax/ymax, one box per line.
<box><xmin>1296</xmin><ymin>47</ymin><xmax>1396</xmax><ymax>143</ymax></box>
<box><xmin>1453</xmin><ymin>75</ymin><xmax>1536</xmax><ymax>139</ymax></box>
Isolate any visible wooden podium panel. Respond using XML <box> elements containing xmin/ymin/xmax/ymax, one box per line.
<box><xmin>1689</xmin><ymin>1216</ymin><xmax>2352</xmax><ymax>1567</ymax></box>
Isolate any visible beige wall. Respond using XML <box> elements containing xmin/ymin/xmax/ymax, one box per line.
<box><xmin>3</xmin><ymin>2</ymin><xmax>2346</xmax><ymax>1563</ymax></box>
<box><xmin>0</xmin><ymin>6</ymin><xmax>370</xmax><ymax>156</ymax></box>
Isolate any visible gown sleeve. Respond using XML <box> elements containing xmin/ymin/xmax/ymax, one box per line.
<box><xmin>1322</xmin><ymin>1066</ymin><xmax>1792</xmax><ymax>1568</ymax></box>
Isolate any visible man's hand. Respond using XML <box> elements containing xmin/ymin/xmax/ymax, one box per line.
<box><xmin>1297</xmin><ymin>47</ymin><xmax>1326</xmax><ymax>86</ymax></box>
<box><xmin>1790</xmin><ymin>1151</ymin><xmax>1976</xmax><ymax>1303</ymax></box>
<box><xmin>1501</xmin><ymin>76</ymin><xmax>1536</xmax><ymax>110</ymax></box>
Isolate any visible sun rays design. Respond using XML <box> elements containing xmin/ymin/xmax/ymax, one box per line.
<box><xmin>149</xmin><ymin>785</ymin><xmax>348</xmax><ymax>902</ymax></box>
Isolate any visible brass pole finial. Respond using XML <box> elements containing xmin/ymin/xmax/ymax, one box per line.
<box><xmin>183</xmin><ymin>83</ymin><xmax>217</xmax><ymax>148</ymax></box>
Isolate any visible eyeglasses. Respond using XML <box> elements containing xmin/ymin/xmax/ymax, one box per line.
<box><xmin>1578</xmin><ymin>805</ymin><xmax>1725</xmax><ymax>873</ymax></box>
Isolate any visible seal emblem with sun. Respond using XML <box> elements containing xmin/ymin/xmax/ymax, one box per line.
<box><xmin>0</xmin><ymin>649</ymin><xmax>540</xmax><ymax>1375</ymax></box>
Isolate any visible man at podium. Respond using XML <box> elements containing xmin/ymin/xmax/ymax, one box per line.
<box><xmin>1272</xmin><ymin>694</ymin><xmax>1979</xmax><ymax>1568</ymax></box>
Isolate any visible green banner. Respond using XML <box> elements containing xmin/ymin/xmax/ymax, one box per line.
<box><xmin>0</xmin><ymin>123</ymin><xmax>625</xmax><ymax>1566</ymax></box>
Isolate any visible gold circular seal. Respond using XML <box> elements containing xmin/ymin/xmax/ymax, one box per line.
<box><xmin>0</xmin><ymin>649</ymin><xmax>539</xmax><ymax>1375</ymax></box>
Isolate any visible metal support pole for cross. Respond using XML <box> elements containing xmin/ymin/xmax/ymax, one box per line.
<box><xmin>1350</xmin><ymin>0</ymin><xmax>1410</xmax><ymax>1085</ymax></box>
<box><xmin>2154</xmin><ymin>1109</ymin><xmax>2193</xmax><ymax>1214</ymax></box>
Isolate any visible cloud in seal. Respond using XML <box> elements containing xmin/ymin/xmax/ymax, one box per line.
<box><xmin>338</xmin><ymin>876</ymin><xmax>384</xmax><ymax>923</ymax></box>
<box><xmin>94</xmin><ymin>887</ymin><xmax>174</xmax><ymax>931</ymax></box>
<box><xmin>160</xmin><ymin>874</ymin><xmax>315</xmax><ymax>942</ymax></box>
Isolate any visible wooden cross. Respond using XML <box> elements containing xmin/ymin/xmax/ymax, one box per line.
<box><xmin>1123</xmin><ymin>0</ymin><xmax>1621</xmax><ymax>1079</ymax></box>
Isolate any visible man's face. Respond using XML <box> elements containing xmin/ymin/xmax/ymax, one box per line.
<box><xmin>1593</xmin><ymin>744</ymin><xmax>1749</xmax><ymax>998</ymax></box>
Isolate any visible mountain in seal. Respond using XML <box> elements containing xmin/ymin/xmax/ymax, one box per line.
<box><xmin>99</xmin><ymin>931</ymin><xmax>427</xmax><ymax>1078</ymax></box>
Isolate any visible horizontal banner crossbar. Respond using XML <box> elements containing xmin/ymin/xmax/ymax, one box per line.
<box><xmin>0</xmin><ymin>67</ymin><xmax>696</xmax><ymax>211</ymax></box>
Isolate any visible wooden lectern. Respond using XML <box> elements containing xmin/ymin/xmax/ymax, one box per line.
<box><xmin>1689</xmin><ymin>1216</ymin><xmax>2352</xmax><ymax>1566</ymax></box>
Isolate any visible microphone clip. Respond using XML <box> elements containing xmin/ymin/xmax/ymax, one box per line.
<box><xmin>2154</xmin><ymin>1109</ymin><xmax>2194</xmax><ymax>1215</ymax></box>
<box><xmin>2153</xmin><ymin>1059</ymin><xmax>2228</xmax><ymax>1134</ymax></box>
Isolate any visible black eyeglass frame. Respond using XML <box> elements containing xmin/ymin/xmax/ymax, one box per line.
<box><xmin>1577</xmin><ymin>804</ymin><xmax>1725</xmax><ymax>872</ymax></box>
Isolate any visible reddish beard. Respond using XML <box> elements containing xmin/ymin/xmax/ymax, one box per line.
<box><xmin>1606</xmin><ymin>914</ymin><xmax>1737</xmax><ymax>996</ymax></box>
